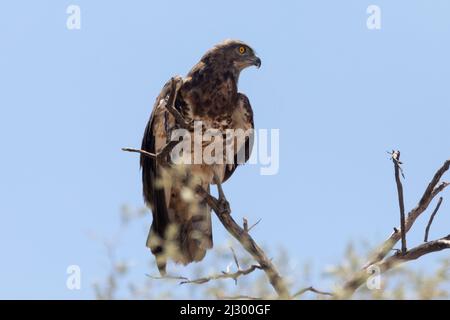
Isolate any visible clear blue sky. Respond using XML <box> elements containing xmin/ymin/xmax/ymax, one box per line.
<box><xmin>1</xmin><ymin>1</ymin><xmax>450</xmax><ymax>299</ymax></box>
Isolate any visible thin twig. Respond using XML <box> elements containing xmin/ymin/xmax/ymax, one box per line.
<box><xmin>146</xmin><ymin>274</ymin><xmax>189</xmax><ymax>281</ymax></box>
<box><xmin>248</xmin><ymin>219</ymin><xmax>262</xmax><ymax>232</ymax></box>
<box><xmin>147</xmin><ymin>265</ymin><xmax>261</xmax><ymax>286</ymax></box>
<box><xmin>391</xmin><ymin>150</ymin><xmax>407</xmax><ymax>254</ymax></box>
<box><xmin>424</xmin><ymin>197</ymin><xmax>444</xmax><ymax>242</ymax></box>
<box><xmin>122</xmin><ymin>148</ymin><xmax>156</xmax><ymax>159</ymax></box>
<box><xmin>230</xmin><ymin>247</ymin><xmax>240</xmax><ymax>270</ymax></box>
<box><xmin>291</xmin><ymin>286</ymin><xmax>334</xmax><ymax>299</ymax></box>
<box><xmin>122</xmin><ymin>139</ymin><xmax>181</xmax><ymax>167</ymax></box>
<box><xmin>179</xmin><ymin>265</ymin><xmax>262</xmax><ymax>285</ymax></box>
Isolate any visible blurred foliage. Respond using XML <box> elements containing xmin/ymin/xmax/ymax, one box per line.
<box><xmin>92</xmin><ymin>207</ymin><xmax>450</xmax><ymax>300</ymax></box>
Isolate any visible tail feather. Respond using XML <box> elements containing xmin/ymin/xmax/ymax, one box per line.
<box><xmin>147</xmin><ymin>225</ymin><xmax>167</xmax><ymax>276</ymax></box>
<box><xmin>146</xmin><ymin>191</ymin><xmax>213</xmax><ymax>273</ymax></box>
<box><xmin>179</xmin><ymin>206</ymin><xmax>213</xmax><ymax>263</ymax></box>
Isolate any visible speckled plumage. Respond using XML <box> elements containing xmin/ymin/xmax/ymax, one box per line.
<box><xmin>141</xmin><ymin>40</ymin><xmax>260</xmax><ymax>274</ymax></box>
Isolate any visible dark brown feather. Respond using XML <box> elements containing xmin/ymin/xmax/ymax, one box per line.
<box><xmin>140</xmin><ymin>80</ymin><xmax>173</xmax><ymax>274</ymax></box>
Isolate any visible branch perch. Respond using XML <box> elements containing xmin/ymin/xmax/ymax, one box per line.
<box><xmin>196</xmin><ymin>187</ymin><xmax>290</xmax><ymax>298</ymax></box>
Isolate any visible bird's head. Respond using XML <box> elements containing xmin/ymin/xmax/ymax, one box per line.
<box><xmin>201</xmin><ymin>39</ymin><xmax>261</xmax><ymax>75</ymax></box>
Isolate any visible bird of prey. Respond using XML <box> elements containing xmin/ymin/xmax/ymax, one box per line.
<box><xmin>141</xmin><ymin>40</ymin><xmax>261</xmax><ymax>275</ymax></box>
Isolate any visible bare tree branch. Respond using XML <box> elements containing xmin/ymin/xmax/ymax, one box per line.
<box><xmin>146</xmin><ymin>264</ymin><xmax>261</xmax><ymax>286</ymax></box>
<box><xmin>230</xmin><ymin>247</ymin><xmax>240</xmax><ymax>271</ymax></box>
<box><xmin>341</xmin><ymin>157</ymin><xmax>450</xmax><ymax>298</ymax></box>
<box><xmin>380</xmin><ymin>235</ymin><xmax>450</xmax><ymax>270</ymax></box>
<box><xmin>122</xmin><ymin>139</ymin><xmax>181</xmax><ymax>167</ymax></box>
<box><xmin>391</xmin><ymin>150</ymin><xmax>407</xmax><ymax>254</ymax></box>
<box><xmin>146</xmin><ymin>274</ymin><xmax>189</xmax><ymax>282</ymax></box>
<box><xmin>424</xmin><ymin>197</ymin><xmax>444</xmax><ymax>242</ymax></box>
<box><xmin>122</xmin><ymin>148</ymin><xmax>156</xmax><ymax>159</ymax></box>
<box><xmin>248</xmin><ymin>218</ymin><xmax>262</xmax><ymax>232</ymax></box>
<box><xmin>291</xmin><ymin>286</ymin><xmax>334</xmax><ymax>299</ymax></box>
<box><xmin>196</xmin><ymin>187</ymin><xmax>290</xmax><ymax>298</ymax></box>
<box><xmin>341</xmin><ymin>235</ymin><xmax>450</xmax><ymax>298</ymax></box>
<box><xmin>363</xmin><ymin>159</ymin><xmax>450</xmax><ymax>269</ymax></box>
<box><xmin>179</xmin><ymin>265</ymin><xmax>262</xmax><ymax>285</ymax></box>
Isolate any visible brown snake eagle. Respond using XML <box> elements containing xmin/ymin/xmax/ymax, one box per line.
<box><xmin>141</xmin><ymin>40</ymin><xmax>261</xmax><ymax>275</ymax></box>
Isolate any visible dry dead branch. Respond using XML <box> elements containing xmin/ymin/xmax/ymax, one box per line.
<box><xmin>341</xmin><ymin>156</ymin><xmax>450</xmax><ymax>298</ymax></box>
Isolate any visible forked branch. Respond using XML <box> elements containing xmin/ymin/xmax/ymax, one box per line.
<box><xmin>341</xmin><ymin>156</ymin><xmax>450</xmax><ymax>298</ymax></box>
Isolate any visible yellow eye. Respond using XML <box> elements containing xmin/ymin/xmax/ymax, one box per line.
<box><xmin>238</xmin><ymin>46</ymin><xmax>246</xmax><ymax>54</ymax></box>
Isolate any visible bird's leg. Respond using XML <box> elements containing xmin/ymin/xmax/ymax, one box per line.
<box><xmin>214</xmin><ymin>174</ymin><xmax>231</xmax><ymax>215</ymax></box>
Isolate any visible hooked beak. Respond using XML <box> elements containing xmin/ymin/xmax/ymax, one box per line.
<box><xmin>253</xmin><ymin>56</ymin><xmax>262</xmax><ymax>69</ymax></box>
